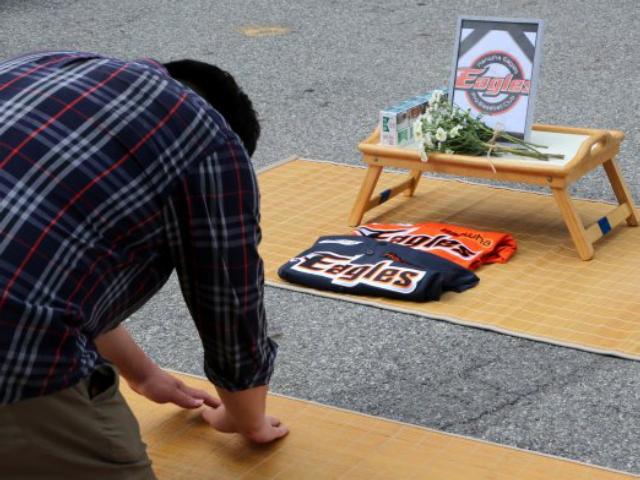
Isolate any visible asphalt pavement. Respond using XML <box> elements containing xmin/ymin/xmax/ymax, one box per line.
<box><xmin>2</xmin><ymin>0</ymin><xmax>638</xmax><ymax>474</ymax></box>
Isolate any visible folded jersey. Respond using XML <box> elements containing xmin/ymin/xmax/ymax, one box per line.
<box><xmin>277</xmin><ymin>235</ymin><xmax>479</xmax><ymax>301</ymax></box>
<box><xmin>355</xmin><ymin>222</ymin><xmax>517</xmax><ymax>270</ymax></box>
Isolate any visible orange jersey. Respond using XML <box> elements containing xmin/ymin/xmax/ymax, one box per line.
<box><xmin>355</xmin><ymin>222</ymin><xmax>517</xmax><ymax>270</ymax></box>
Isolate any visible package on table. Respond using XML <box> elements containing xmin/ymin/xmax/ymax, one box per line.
<box><xmin>379</xmin><ymin>89</ymin><xmax>448</xmax><ymax>146</ymax></box>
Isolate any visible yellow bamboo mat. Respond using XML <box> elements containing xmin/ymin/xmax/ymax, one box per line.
<box><xmin>260</xmin><ymin>158</ymin><xmax>640</xmax><ymax>358</ymax></box>
<box><xmin>123</xmin><ymin>371</ymin><xmax>636</xmax><ymax>479</ymax></box>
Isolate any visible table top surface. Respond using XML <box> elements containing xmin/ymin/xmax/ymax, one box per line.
<box><xmin>388</xmin><ymin>130</ymin><xmax>589</xmax><ymax>167</ymax></box>
<box><xmin>360</xmin><ymin>125</ymin><xmax>621</xmax><ymax>177</ymax></box>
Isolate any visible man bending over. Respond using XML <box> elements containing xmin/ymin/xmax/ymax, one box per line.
<box><xmin>0</xmin><ymin>51</ymin><xmax>287</xmax><ymax>480</ymax></box>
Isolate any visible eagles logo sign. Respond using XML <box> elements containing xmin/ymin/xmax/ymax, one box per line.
<box><xmin>455</xmin><ymin>50</ymin><xmax>529</xmax><ymax>116</ymax></box>
<box><xmin>449</xmin><ymin>17</ymin><xmax>543</xmax><ymax>138</ymax></box>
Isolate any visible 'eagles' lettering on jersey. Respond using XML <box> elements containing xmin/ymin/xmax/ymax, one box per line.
<box><xmin>289</xmin><ymin>251</ymin><xmax>425</xmax><ymax>294</ymax></box>
<box><xmin>356</xmin><ymin>226</ymin><xmax>477</xmax><ymax>260</ymax></box>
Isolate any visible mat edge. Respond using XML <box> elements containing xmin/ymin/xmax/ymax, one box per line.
<box><xmin>266</xmin><ymin>280</ymin><xmax>640</xmax><ymax>362</ymax></box>
<box><xmin>161</xmin><ymin>367</ymin><xmax>639</xmax><ymax>479</ymax></box>
<box><xmin>257</xmin><ymin>155</ymin><xmax>301</xmax><ymax>173</ymax></box>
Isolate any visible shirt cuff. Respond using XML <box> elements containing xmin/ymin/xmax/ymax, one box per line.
<box><xmin>203</xmin><ymin>337</ymin><xmax>278</xmax><ymax>392</ymax></box>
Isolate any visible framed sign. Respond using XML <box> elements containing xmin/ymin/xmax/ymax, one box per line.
<box><xmin>448</xmin><ymin>16</ymin><xmax>544</xmax><ymax>140</ymax></box>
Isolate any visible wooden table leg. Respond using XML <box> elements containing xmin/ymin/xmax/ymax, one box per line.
<box><xmin>551</xmin><ymin>187</ymin><xmax>595</xmax><ymax>260</ymax></box>
<box><xmin>348</xmin><ymin>164</ymin><xmax>382</xmax><ymax>226</ymax></box>
<box><xmin>551</xmin><ymin>188</ymin><xmax>594</xmax><ymax>260</ymax></box>
<box><xmin>403</xmin><ymin>169</ymin><xmax>423</xmax><ymax>197</ymax></box>
<box><xmin>602</xmin><ymin>158</ymin><xmax>639</xmax><ymax>226</ymax></box>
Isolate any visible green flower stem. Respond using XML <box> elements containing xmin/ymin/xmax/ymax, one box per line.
<box><xmin>481</xmin><ymin>143</ymin><xmax>564</xmax><ymax>160</ymax></box>
<box><xmin>500</xmin><ymin>133</ymin><xmax>547</xmax><ymax>149</ymax></box>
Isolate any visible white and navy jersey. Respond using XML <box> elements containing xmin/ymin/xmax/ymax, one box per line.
<box><xmin>278</xmin><ymin>236</ymin><xmax>479</xmax><ymax>301</ymax></box>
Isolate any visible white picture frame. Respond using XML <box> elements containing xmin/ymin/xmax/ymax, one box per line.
<box><xmin>448</xmin><ymin>16</ymin><xmax>544</xmax><ymax>140</ymax></box>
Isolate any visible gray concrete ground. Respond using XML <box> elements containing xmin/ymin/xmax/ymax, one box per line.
<box><xmin>2</xmin><ymin>0</ymin><xmax>639</xmax><ymax>474</ymax></box>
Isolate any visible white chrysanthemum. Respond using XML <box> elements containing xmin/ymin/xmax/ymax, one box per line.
<box><xmin>424</xmin><ymin>132</ymin><xmax>434</xmax><ymax>148</ymax></box>
<box><xmin>431</xmin><ymin>90</ymin><xmax>444</xmax><ymax>103</ymax></box>
<box><xmin>435</xmin><ymin>127</ymin><xmax>447</xmax><ymax>142</ymax></box>
<box><xmin>424</xmin><ymin>112</ymin><xmax>433</xmax><ymax>124</ymax></box>
<box><xmin>449</xmin><ymin>125</ymin><xmax>462</xmax><ymax>138</ymax></box>
<box><xmin>413</xmin><ymin>119</ymin><xmax>423</xmax><ymax>140</ymax></box>
<box><xmin>419</xmin><ymin>141</ymin><xmax>428</xmax><ymax>162</ymax></box>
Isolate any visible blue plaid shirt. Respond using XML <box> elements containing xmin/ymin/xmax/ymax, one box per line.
<box><xmin>0</xmin><ymin>51</ymin><xmax>276</xmax><ymax>404</ymax></box>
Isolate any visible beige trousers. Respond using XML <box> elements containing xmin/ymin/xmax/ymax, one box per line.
<box><xmin>0</xmin><ymin>364</ymin><xmax>156</xmax><ymax>480</ymax></box>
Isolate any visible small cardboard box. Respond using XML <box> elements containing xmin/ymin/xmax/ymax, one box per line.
<box><xmin>379</xmin><ymin>90</ymin><xmax>446</xmax><ymax>146</ymax></box>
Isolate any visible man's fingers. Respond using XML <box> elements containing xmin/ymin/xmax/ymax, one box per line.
<box><xmin>257</xmin><ymin>425</ymin><xmax>289</xmax><ymax>443</ymax></box>
<box><xmin>268</xmin><ymin>416</ymin><xmax>281</xmax><ymax>427</ymax></box>
<box><xmin>171</xmin><ymin>388</ymin><xmax>204</xmax><ymax>409</ymax></box>
<box><xmin>246</xmin><ymin>423</ymin><xmax>289</xmax><ymax>444</ymax></box>
<box><xmin>271</xmin><ymin>425</ymin><xmax>289</xmax><ymax>440</ymax></box>
<box><xmin>201</xmin><ymin>406</ymin><xmax>218</xmax><ymax>425</ymax></box>
<box><xmin>179</xmin><ymin>383</ymin><xmax>221</xmax><ymax>408</ymax></box>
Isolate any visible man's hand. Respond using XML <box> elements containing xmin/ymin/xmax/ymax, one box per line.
<box><xmin>95</xmin><ymin>324</ymin><xmax>220</xmax><ymax>409</ymax></box>
<box><xmin>201</xmin><ymin>405</ymin><xmax>288</xmax><ymax>443</ymax></box>
<box><xmin>95</xmin><ymin>324</ymin><xmax>286</xmax><ymax>440</ymax></box>
<box><xmin>129</xmin><ymin>367</ymin><xmax>220</xmax><ymax>409</ymax></box>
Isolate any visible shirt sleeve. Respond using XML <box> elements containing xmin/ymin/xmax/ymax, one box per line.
<box><xmin>163</xmin><ymin>132</ymin><xmax>277</xmax><ymax>391</ymax></box>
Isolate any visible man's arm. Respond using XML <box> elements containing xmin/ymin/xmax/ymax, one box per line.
<box><xmin>95</xmin><ymin>325</ymin><xmax>288</xmax><ymax>443</ymax></box>
<box><xmin>95</xmin><ymin>324</ymin><xmax>219</xmax><ymax>409</ymax></box>
<box><xmin>163</xmin><ymin>128</ymin><xmax>285</xmax><ymax>443</ymax></box>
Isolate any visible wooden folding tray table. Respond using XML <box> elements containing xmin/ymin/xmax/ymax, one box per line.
<box><xmin>348</xmin><ymin>124</ymin><xmax>638</xmax><ymax>260</ymax></box>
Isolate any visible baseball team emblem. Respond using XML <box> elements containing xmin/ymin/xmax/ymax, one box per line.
<box><xmin>455</xmin><ymin>50</ymin><xmax>529</xmax><ymax>116</ymax></box>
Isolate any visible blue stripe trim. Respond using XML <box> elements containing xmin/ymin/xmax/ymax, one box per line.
<box><xmin>598</xmin><ymin>217</ymin><xmax>612</xmax><ymax>235</ymax></box>
<box><xmin>379</xmin><ymin>189</ymin><xmax>391</xmax><ymax>204</ymax></box>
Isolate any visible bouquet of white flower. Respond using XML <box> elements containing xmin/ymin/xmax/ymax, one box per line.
<box><xmin>413</xmin><ymin>90</ymin><xmax>564</xmax><ymax>162</ymax></box>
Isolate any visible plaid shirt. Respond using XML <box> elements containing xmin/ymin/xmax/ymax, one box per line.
<box><xmin>0</xmin><ymin>51</ymin><xmax>276</xmax><ymax>404</ymax></box>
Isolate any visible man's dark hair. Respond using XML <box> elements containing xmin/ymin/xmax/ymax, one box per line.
<box><xmin>163</xmin><ymin>59</ymin><xmax>260</xmax><ymax>156</ymax></box>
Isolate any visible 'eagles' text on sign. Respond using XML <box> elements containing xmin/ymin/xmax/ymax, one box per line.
<box><xmin>449</xmin><ymin>17</ymin><xmax>544</xmax><ymax>140</ymax></box>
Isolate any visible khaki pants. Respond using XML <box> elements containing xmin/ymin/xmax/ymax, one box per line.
<box><xmin>0</xmin><ymin>364</ymin><xmax>156</xmax><ymax>480</ymax></box>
